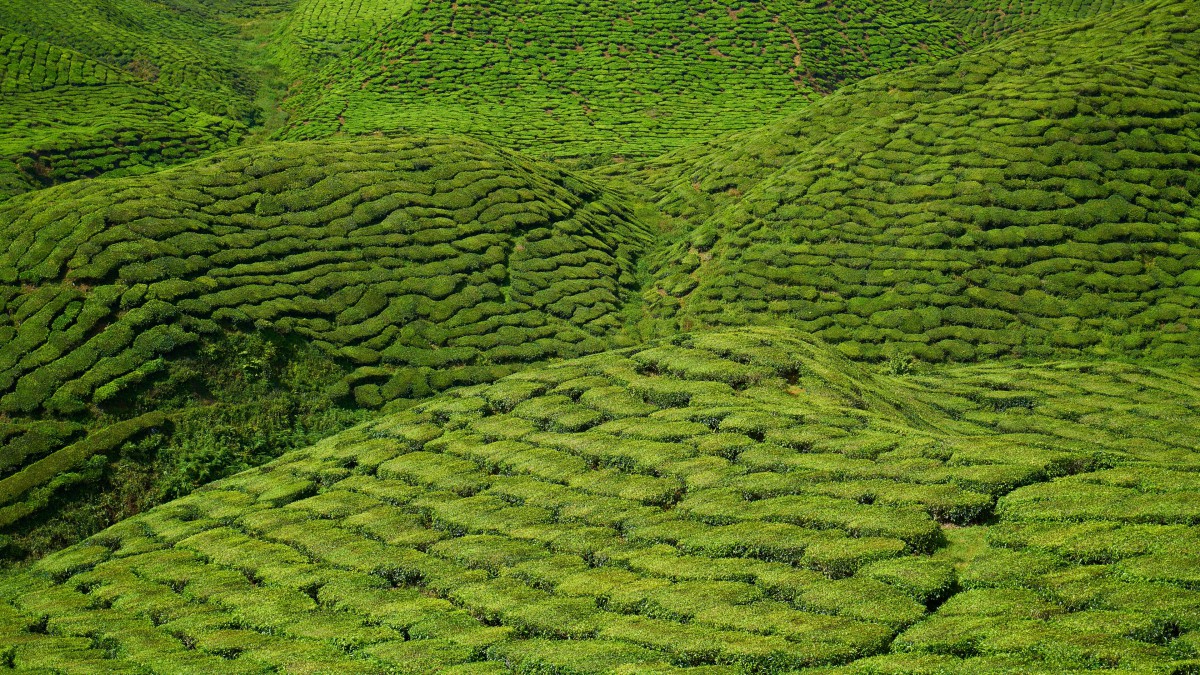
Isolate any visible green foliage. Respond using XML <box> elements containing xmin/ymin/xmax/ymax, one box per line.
<box><xmin>0</xmin><ymin>137</ymin><xmax>649</xmax><ymax>555</ymax></box>
<box><xmin>625</xmin><ymin>0</ymin><xmax>1200</xmax><ymax>363</ymax></box>
<box><xmin>1</xmin><ymin>327</ymin><xmax>1197</xmax><ymax>673</ymax></box>
<box><xmin>2</xmin><ymin>0</ymin><xmax>1200</xmax><ymax>671</ymax></box>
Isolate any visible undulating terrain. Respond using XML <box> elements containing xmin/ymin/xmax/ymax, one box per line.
<box><xmin>0</xmin><ymin>0</ymin><xmax>1197</xmax><ymax>672</ymax></box>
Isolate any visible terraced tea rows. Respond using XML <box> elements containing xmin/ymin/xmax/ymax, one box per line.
<box><xmin>0</xmin><ymin>30</ymin><xmax>241</xmax><ymax>201</ymax></box>
<box><xmin>0</xmin><ymin>136</ymin><xmax>649</xmax><ymax>552</ymax></box>
<box><xmin>1</xmin><ymin>328</ymin><xmax>1197</xmax><ymax>672</ymax></box>
<box><xmin>634</xmin><ymin>0</ymin><xmax>1200</xmax><ymax>362</ymax></box>
<box><xmin>279</xmin><ymin>0</ymin><xmax>969</xmax><ymax>160</ymax></box>
<box><xmin>3</xmin><ymin>0</ymin><xmax>1200</xmax><ymax>668</ymax></box>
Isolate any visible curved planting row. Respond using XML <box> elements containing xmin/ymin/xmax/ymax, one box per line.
<box><xmin>1</xmin><ymin>328</ymin><xmax>1197</xmax><ymax>672</ymax></box>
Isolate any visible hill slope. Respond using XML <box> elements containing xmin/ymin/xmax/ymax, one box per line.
<box><xmin>929</xmin><ymin>0</ymin><xmax>1142</xmax><ymax>41</ymax></box>
<box><xmin>1</xmin><ymin>328</ymin><xmax>1197</xmax><ymax>672</ymax></box>
<box><xmin>0</xmin><ymin>0</ymin><xmax>291</xmax><ymax>200</ymax></box>
<box><xmin>0</xmin><ymin>30</ymin><xmax>242</xmax><ymax>200</ymax></box>
<box><xmin>0</xmin><ymin>136</ymin><xmax>649</xmax><ymax>558</ymax></box>
<box><xmin>0</xmin><ymin>0</ymin><xmax>283</xmax><ymax>120</ymax></box>
<box><xmin>277</xmin><ymin>0</ymin><xmax>971</xmax><ymax>161</ymax></box>
<box><xmin>629</xmin><ymin>0</ymin><xmax>1200</xmax><ymax>363</ymax></box>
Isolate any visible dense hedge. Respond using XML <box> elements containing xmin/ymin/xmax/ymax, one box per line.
<box><xmin>630</xmin><ymin>0</ymin><xmax>1200</xmax><ymax>362</ymax></box>
<box><xmin>0</xmin><ymin>328</ymin><xmax>1196</xmax><ymax>672</ymax></box>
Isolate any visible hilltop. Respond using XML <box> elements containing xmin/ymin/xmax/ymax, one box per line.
<box><xmin>1</xmin><ymin>328</ymin><xmax>1198</xmax><ymax>672</ymax></box>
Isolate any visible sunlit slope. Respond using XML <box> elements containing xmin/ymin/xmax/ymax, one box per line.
<box><xmin>1</xmin><ymin>328</ymin><xmax>1197</xmax><ymax>672</ymax></box>
<box><xmin>0</xmin><ymin>136</ymin><xmax>648</xmax><ymax>553</ymax></box>
<box><xmin>277</xmin><ymin>0</ymin><xmax>970</xmax><ymax>160</ymax></box>
<box><xmin>0</xmin><ymin>30</ymin><xmax>241</xmax><ymax>201</ymax></box>
<box><xmin>636</xmin><ymin>0</ymin><xmax>1200</xmax><ymax>362</ymax></box>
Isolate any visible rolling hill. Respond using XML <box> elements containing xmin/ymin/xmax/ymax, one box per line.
<box><xmin>628</xmin><ymin>0</ymin><xmax>1200</xmax><ymax>363</ymax></box>
<box><xmin>1</xmin><ymin>328</ymin><xmax>1197</xmax><ymax>672</ymax></box>
<box><xmin>1</xmin><ymin>0</ymin><xmax>1199</xmax><ymax>671</ymax></box>
<box><xmin>0</xmin><ymin>136</ymin><xmax>649</xmax><ymax>558</ymax></box>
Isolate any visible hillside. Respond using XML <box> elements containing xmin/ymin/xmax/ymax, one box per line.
<box><xmin>0</xmin><ymin>30</ymin><xmax>241</xmax><ymax>200</ymax></box>
<box><xmin>1</xmin><ymin>328</ymin><xmax>1198</xmax><ymax>672</ymax></box>
<box><xmin>277</xmin><ymin>0</ymin><xmax>971</xmax><ymax>161</ymax></box>
<box><xmin>929</xmin><ymin>0</ymin><xmax>1142</xmax><ymax>41</ymax></box>
<box><xmin>0</xmin><ymin>0</ymin><xmax>283</xmax><ymax>120</ymax></box>
<box><xmin>0</xmin><ymin>136</ymin><xmax>649</xmax><ymax>558</ymax></box>
<box><xmin>0</xmin><ymin>0</ymin><xmax>289</xmax><ymax>201</ymax></box>
<box><xmin>1</xmin><ymin>0</ymin><xmax>1200</xmax><ymax>670</ymax></box>
<box><xmin>626</xmin><ymin>0</ymin><xmax>1200</xmax><ymax>363</ymax></box>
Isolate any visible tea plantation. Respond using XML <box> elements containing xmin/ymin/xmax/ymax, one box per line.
<box><xmin>2</xmin><ymin>0</ymin><xmax>1200</xmax><ymax>671</ymax></box>
<box><xmin>0</xmin><ymin>29</ymin><xmax>241</xmax><ymax>200</ymax></box>
<box><xmin>1</xmin><ymin>329</ymin><xmax>1198</xmax><ymax>672</ymax></box>
<box><xmin>277</xmin><ymin>0</ymin><xmax>972</xmax><ymax>160</ymax></box>
<box><xmin>0</xmin><ymin>136</ymin><xmax>649</xmax><ymax>557</ymax></box>
<box><xmin>634</xmin><ymin>0</ymin><xmax>1200</xmax><ymax>363</ymax></box>
<box><xmin>0</xmin><ymin>0</ymin><xmax>295</xmax><ymax>200</ymax></box>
